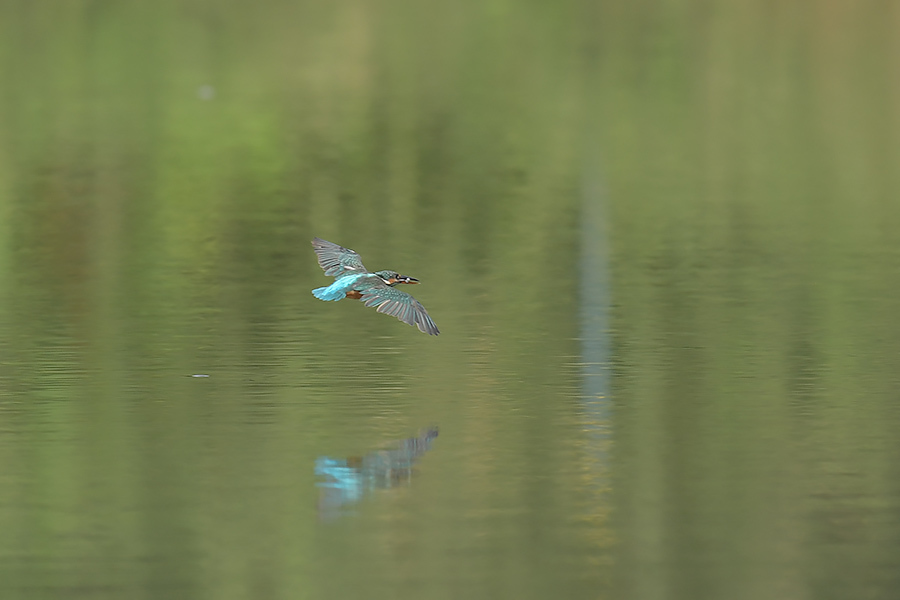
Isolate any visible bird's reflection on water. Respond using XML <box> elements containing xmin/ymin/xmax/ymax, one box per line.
<box><xmin>316</xmin><ymin>427</ymin><xmax>439</xmax><ymax>520</ymax></box>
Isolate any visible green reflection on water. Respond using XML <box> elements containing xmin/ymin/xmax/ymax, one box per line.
<box><xmin>1</xmin><ymin>1</ymin><xmax>898</xmax><ymax>600</ymax></box>
<box><xmin>0</xmin><ymin>1</ymin><xmax>595</xmax><ymax>599</ymax></box>
<box><xmin>597</xmin><ymin>2</ymin><xmax>900</xmax><ymax>600</ymax></box>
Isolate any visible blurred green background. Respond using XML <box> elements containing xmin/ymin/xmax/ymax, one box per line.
<box><xmin>0</xmin><ymin>1</ymin><xmax>897</xmax><ymax>599</ymax></box>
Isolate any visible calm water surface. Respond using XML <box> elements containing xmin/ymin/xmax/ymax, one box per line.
<box><xmin>1</xmin><ymin>2</ymin><xmax>898</xmax><ymax>599</ymax></box>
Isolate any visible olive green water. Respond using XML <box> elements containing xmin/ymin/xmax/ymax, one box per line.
<box><xmin>0</xmin><ymin>2</ymin><xmax>898</xmax><ymax>599</ymax></box>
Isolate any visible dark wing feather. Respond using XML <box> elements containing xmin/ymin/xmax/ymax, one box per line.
<box><xmin>311</xmin><ymin>238</ymin><xmax>368</xmax><ymax>278</ymax></box>
<box><xmin>357</xmin><ymin>279</ymin><xmax>440</xmax><ymax>336</ymax></box>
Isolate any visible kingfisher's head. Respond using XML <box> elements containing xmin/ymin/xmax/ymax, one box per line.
<box><xmin>375</xmin><ymin>270</ymin><xmax>419</xmax><ymax>286</ymax></box>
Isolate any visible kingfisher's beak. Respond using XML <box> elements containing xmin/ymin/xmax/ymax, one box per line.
<box><xmin>397</xmin><ymin>275</ymin><xmax>419</xmax><ymax>284</ymax></box>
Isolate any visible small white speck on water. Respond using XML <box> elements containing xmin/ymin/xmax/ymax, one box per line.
<box><xmin>190</xmin><ymin>374</ymin><xmax>210</xmax><ymax>378</ymax></box>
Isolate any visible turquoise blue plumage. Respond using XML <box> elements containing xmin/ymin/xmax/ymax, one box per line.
<box><xmin>311</xmin><ymin>238</ymin><xmax>440</xmax><ymax>335</ymax></box>
<box><xmin>312</xmin><ymin>273</ymin><xmax>369</xmax><ymax>301</ymax></box>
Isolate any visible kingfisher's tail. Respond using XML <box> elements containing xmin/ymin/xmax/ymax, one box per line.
<box><xmin>312</xmin><ymin>286</ymin><xmax>346</xmax><ymax>301</ymax></box>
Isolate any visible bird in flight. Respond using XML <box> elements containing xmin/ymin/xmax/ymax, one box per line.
<box><xmin>311</xmin><ymin>238</ymin><xmax>440</xmax><ymax>335</ymax></box>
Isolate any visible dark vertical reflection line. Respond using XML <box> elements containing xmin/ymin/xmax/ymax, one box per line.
<box><xmin>580</xmin><ymin>162</ymin><xmax>612</xmax><ymax>488</ymax></box>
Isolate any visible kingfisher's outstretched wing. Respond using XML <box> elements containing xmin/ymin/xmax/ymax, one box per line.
<box><xmin>311</xmin><ymin>238</ymin><xmax>368</xmax><ymax>278</ymax></box>
<box><xmin>356</xmin><ymin>278</ymin><xmax>440</xmax><ymax>336</ymax></box>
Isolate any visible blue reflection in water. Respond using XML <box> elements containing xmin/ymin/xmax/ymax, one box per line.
<box><xmin>580</xmin><ymin>168</ymin><xmax>612</xmax><ymax>474</ymax></box>
<box><xmin>316</xmin><ymin>427</ymin><xmax>439</xmax><ymax>519</ymax></box>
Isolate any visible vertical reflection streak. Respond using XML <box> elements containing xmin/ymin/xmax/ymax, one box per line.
<box><xmin>580</xmin><ymin>165</ymin><xmax>613</xmax><ymax>521</ymax></box>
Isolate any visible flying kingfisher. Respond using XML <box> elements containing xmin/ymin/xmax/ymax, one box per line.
<box><xmin>311</xmin><ymin>237</ymin><xmax>440</xmax><ymax>335</ymax></box>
